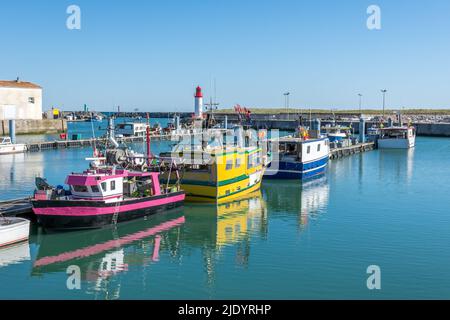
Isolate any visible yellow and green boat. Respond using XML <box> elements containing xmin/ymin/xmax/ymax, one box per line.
<box><xmin>160</xmin><ymin>129</ymin><xmax>270</xmax><ymax>203</ymax></box>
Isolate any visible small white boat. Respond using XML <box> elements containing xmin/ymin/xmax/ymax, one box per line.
<box><xmin>377</xmin><ymin>126</ymin><xmax>416</xmax><ymax>149</ymax></box>
<box><xmin>0</xmin><ymin>217</ymin><xmax>30</xmax><ymax>248</ymax></box>
<box><xmin>0</xmin><ymin>137</ymin><xmax>27</xmax><ymax>155</ymax></box>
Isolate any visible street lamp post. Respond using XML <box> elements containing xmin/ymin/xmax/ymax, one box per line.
<box><xmin>381</xmin><ymin>89</ymin><xmax>387</xmax><ymax>118</ymax></box>
<box><xmin>358</xmin><ymin>93</ymin><xmax>363</xmax><ymax>114</ymax></box>
<box><xmin>284</xmin><ymin>92</ymin><xmax>290</xmax><ymax>120</ymax></box>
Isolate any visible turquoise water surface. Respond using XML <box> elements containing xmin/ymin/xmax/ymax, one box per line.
<box><xmin>1</xmin><ymin>136</ymin><xmax>450</xmax><ymax>299</ymax></box>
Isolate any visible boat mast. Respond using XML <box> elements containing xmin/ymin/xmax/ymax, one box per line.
<box><xmin>146</xmin><ymin>113</ymin><xmax>151</xmax><ymax>166</ymax></box>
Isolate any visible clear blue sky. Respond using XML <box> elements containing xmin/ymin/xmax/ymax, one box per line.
<box><xmin>1</xmin><ymin>0</ymin><xmax>449</xmax><ymax>111</ymax></box>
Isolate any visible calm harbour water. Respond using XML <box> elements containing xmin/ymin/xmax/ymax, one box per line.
<box><xmin>1</xmin><ymin>136</ymin><xmax>450</xmax><ymax>299</ymax></box>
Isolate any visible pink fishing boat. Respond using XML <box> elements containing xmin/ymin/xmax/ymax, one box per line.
<box><xmin>31</xmin><ymin>168</ymin><xmax>185</xmax><ymax>230</ymax></box>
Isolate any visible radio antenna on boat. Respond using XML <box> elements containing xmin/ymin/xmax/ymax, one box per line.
<box><xmin>91</xmin><ymin>113</ymin><xmax>97</xmax><ymax>157</ymax></box>
<box><xmin>146</xmin><ymin>112</ymin><xmax>152</xmax><ymax>166</ymax></box>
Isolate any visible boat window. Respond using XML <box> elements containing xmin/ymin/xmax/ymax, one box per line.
<box><xmin>91</xmin><ymin>185</ymin><xmax>100</xmax><ymax>193</ymax></box>
<box><xmin>235</xmin><ymin>158</ymin><xmax>241</xmax><ymax>168</ymax></box>
<box><xmin>28</xmin><ymin>97</ymin><xmax>35</xmax><ymax>104</ymax></box>
<box><xmin>226</xmin><ymin>160</ymin><xmax>233</xmax><ymax>170</ymax></box>
<box><xmin>287</xmin><ymin>143</ymin><xmax>296</xmax><ymax>155</ymax></box>
<box><xmin>307</xmin><ymin>146</ymin><xmax>311</xmax><ymax>154</ymax></box>
<box><xmin>184</xmin><ymin>164</ymin><xmax>209</xmax><ymax>172</ymax></box>
<box><xmin>101</xmin><ymin>182</ymin><xmax>107</xmax><ymax>192</ymax></box>
<box><xmin>73</xmin><ymin>185</ymin><xmax>88</xmax><ymax>192</ymax></box>
<box><xmin>247</xmin><ymin>154</ymin><xmax>254</xmax><ymax>169</ymax></box>
<box><xmin>317</xmin><ymin>144</ymin><xmax>321</xmax><ymax>152</ymax></box>
<box><xmin>111</xmin><ymin>180</ymin><xmax>116</xmax><ymax>191</ymax></box>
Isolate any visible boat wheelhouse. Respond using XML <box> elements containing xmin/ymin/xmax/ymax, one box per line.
<box><xmin>32</xmin><ymin>168</ymin><xmax>185</xmax><ymax>230</ymax></box>
<box><xmin>0</xmin><ymin>137</ymin><xmax>27</xmax><ymax>155</ymax></box>
<box><xmin>115</xmin><ymin>122</ymin><xmax>148</xmax><ymax>137</ymax></box>
<box><xmin>366</xmin><ymin>126</ymin><xmax>381</xmax><ymax>142</ymax></box>
<box><xmin>377</xmin><ymin>126</ymin><xmax>416</xmax><ymax>149</ymax></box>
<box><xmin>264</xmin><ymin>136</ymin><xmax>330</xmax><ymax>180</ymax></box>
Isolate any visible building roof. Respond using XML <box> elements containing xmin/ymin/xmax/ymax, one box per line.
<box><xmin>0</xmin><ymin>80</ymin><xmax>42</xmax><ymax>89</ymax></box>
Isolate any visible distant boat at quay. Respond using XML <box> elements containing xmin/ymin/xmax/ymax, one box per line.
<box><xmin>377</xmin><ymin>126</ymin><xmax>416</xmax><ymax>149</ymax></box>
<box><xmin>321</xmin><ymin>125</ymin><xmax>351</xmax><ymax>143</ymax></box>
<box><xmin>0</xmin><ymin>137</ymin><xmax>27</xmax><ymax>155</ymax></box>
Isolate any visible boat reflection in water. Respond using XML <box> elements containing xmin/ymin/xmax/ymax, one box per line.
<box><xmin>32</xmin><ymin>210</ymin><xmax>185</xmax><ymax>300</ymax></box>
<box><xmin>262</xmin><ymin>176</ymin><xmax>329</xmax><ymax>230</ymax></box>
<box><xmin>30</xmin><ymin>192</ymin><xmax>268</xmax><ymax>298</ymax></box>
<box><xmin>378</xmin><ymin>148</ymin><xmax>415</xmax><ymax>185</ymax></box>
<box><xmin>181</xmin><ymin>191</ymin><xmax>268</xmax><ymax>285</ymax></box>
<box><xmin>0</xmin><ymin>241</ymin><xmax>31</xmax><ymax>268</ymax></box>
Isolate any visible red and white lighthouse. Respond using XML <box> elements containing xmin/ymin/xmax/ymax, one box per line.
<box><xmin>194</xmin><ymin>86</ymin><xmax>203</xmax><ymax>117</ymax></box>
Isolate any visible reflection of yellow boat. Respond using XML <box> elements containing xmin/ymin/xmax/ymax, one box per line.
<box><xmin>183</xmin><ymin>191</ymin><xmax>267</xmax><ymax>248</ymax></box>
<box><xmin>161</xmin><ymin>129</ymin><xmax>269</xmax><ymax>203</ymax></box>
<box><xmin>215</xmin><ymin>191</ymin><xmax>266</xmax><ymax>247</ymax></box>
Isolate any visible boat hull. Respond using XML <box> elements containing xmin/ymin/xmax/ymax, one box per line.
<box><xmin>185</xmin><ymin>178</ymin><xmax>263</xmax><ymax>203</ymax></box>
<box><xmin>0</xmin><ymin>144</ymin><xmax>27</xmax><ymax>155</ymax></box>
<box><xmin>32</xmin><ymin>191</ymin><xmax>185</xmax><ymax>230</ymax></box>
<box><xmin>0</xmin><ymin>218</ymin><xmax>30</xmax><ymax>247</ymax></box>
<box><xmin>378</xmin><ymin>138</ymin><xmax>415</xmax><ymax>149</ymax></box>
<box><xmin>264</xmin><ymin>156</ymin><xmax>329</xmax><ymax>180</ymax></box>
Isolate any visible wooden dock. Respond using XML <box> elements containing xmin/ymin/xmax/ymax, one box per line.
<box><xmin>329</xmin><ymin>141</ymin><xmax>375</xmax><ymax>160</ymax></box>
<box><xmin>0</xmin><ymin>197</ymin><xmax>33</xmax><ymax>217</ymax></box>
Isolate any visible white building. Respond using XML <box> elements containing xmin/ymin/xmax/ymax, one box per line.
<box><xmin>0</xmin><ymin>79</ymin><xmax>43</xmax><ymax>120</ymax></box>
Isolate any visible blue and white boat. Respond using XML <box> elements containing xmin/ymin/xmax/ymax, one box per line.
<box><xmin>264</xmin><ymin>136</ymin><xmax>330</xmax><ymax>180</ymax></box>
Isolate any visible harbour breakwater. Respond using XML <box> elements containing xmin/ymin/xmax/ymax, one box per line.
<box><xmin>0</xmin><ymin>119</ymin><xmax>67</xmax><ymax>135</ymax></box>
<box><xmin>211</xmin><ymin>113</ymin><xmax>450</xmax><ymax>137</ymax></box>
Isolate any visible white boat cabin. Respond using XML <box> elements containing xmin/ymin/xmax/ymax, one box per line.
<box><xmin>378</xmin><ymin>127</ymin><xmax>416</xmax><ymax>149</ymax></box>
<box><xmin>115</xmin><ymin>123</ymin><xmax>148</xmax><ymax>137</ymax></box>
<box><xmin>276</xmin><ymin>137</ymin><xmax>330</xmax><ymax>163</ymax></box>
<box><xmin>1</xmin><ymin>137</ymin><xmax>13</xmax><ymax>145</ymax></box>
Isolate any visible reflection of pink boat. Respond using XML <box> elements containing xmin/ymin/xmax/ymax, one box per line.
<box><xmin>32</xmin><ymin>168</ymin><xmax>185</xmax><ymax>230</ymax></box>
<box><xmin>34</xmin><ymin>216</ymin><xmax>185</xmax><ymax>268</ymax></box>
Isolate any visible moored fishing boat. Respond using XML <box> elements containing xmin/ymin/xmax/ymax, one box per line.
<box><xmin>32</xmin><ymin>168</ymin><xmax>185</xmax><ymax>230</ymax></box>
<box><xmin>160</xmin><ymin>127</ymin><xmax>270</xmax><ymax>203</ymax></box>
<box><xmin>31</xmin><ymin>118</ymin><xmax>185</xmax><ymax>231</ymax></box>
<box><xmin>265</xmin><ymin>125</ymin><xmax>330</xmax><ymax>180</ymax></box>
<box><xmin>264</xmin><ymin>137</ymin><xmax>330</xmax><ymax>180</ymax></box>
<box><xmin>0</xmin><ymin>217</ymin><xmax>30</xmax><ymax>247</ymax></box>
